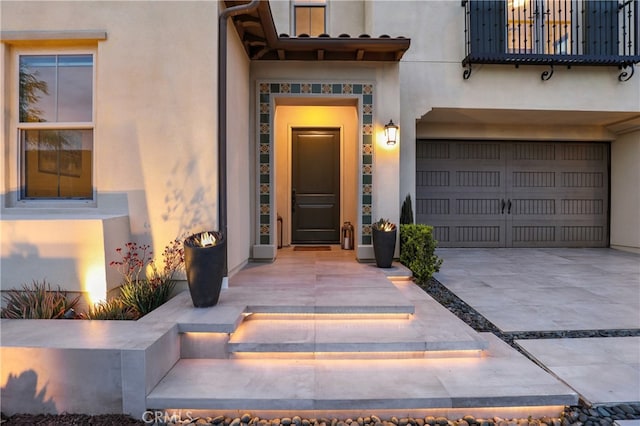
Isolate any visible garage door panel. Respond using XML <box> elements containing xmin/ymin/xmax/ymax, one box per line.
<box><xmin>417</xmin><ymin>140</ymin><xmax>609</xmax><ymax>248</ymax></box>
<box><xmin>423</xmin><ymin>224</ymin><xmax>506</xmax><ymax>247</ymax></box>
<box><xmin>510</xmin><ymin>225</ymin><xmax>557</xmax><ymax>246</ymax></box>
<box><xmin>509</xmin><ymin>222</ymin><xmax>606</xmax><ymax>247</ymax></box>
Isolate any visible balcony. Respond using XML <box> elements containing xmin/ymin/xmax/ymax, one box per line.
<box><xmin>462</xmin><ymin>0</ymin><xmax>640</xmax><ymax>80</ymax></box>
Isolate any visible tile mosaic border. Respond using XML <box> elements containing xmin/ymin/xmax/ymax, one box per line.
<box><xmin>257</xmin><ymin>81</ymin><xmax>374</xmax><ymax>246</ymax></box>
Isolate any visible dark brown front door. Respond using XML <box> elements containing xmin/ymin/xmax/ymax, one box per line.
<box><xmin>291</xmin><ymin>128</ymin><xmax>340</xmax><ymax>244</ymax></box>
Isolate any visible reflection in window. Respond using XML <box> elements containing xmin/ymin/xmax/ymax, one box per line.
<box><xmin>18</xmin><ymin>54</ymin><xmax>93</xmax><ymax>200</ymax></box>
<box><xmin>21</xmin><ymin>129</ymin><xmax>93</xmax><ymax>198</ymax></box>
<box><xmin>294</xmin><ymin>0</ymin><xmax>326</xmax><ymax>36</ymax></box>
<box><xmin>507</xmin><ymin>0</ymin><xmax>572</xmax><ymax>55</ymax></box>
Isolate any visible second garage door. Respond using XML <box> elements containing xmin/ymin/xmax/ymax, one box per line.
<box><xmin>416</xmin><ymin>140</ymin><xmax>609</xmax><ymax>248</ymax></box>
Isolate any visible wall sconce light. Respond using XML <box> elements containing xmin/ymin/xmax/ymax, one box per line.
<box><xmin>384</xmin><ymin>120</ymin><xmax>399</xmax><ymax>146</ymax></box>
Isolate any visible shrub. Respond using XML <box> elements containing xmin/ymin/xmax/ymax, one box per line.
<box><xmin>86</xmin><ymin>298</ymin><xmax>137</xmax><ymax>320</ymax></box>
<box><xmin>400</xmin><ymin>194</ymin><xmax>414</xmax><ymax>225</ymax></box>
<box><xmin>399</xmin><ymin>224</ymin><xmax>443</xmax><ymax>285</ymax></box>
<box><xmin>118</xmin><ymin>279</ymin><xmax>174</xmax><ymax>318</ymax></box>
<box><xmin>1</xmin><ymin>280</ymin><xmax>80</xmax><ymax>319</ymax></box>
<box><xmin>109</xmin><ymin>239</ymin><xmax>184</xmax><ymax>317</ymax></box>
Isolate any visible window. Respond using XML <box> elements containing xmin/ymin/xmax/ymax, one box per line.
<box><xmin>463</xmin><ymin>0</ymin><xmax>639</xmax><ymax>79</ymax></box>
<box><xmin>18</xmin><ymin>54</ymin><xmax>93</xmax><ymax>200</ymax></box>
<box><xmin>507</xmin><ymin>0</ymin><xmax>572</xmax><ymax>55</ymax></box>
<box><xmin>468</xmin><ymin>0</ymin><xmax>625</xmax><ymax>56</ymax></box>
<box><xmin>293</xmin><ymin>0</ymin><xmax>326</xmax><ymax>36</ymax></box>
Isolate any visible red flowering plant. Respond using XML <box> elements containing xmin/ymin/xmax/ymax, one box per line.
<box><xmin>109</xmin><ymin>239</ymin><xmax>184</xmax><ymax>317</ymax></box>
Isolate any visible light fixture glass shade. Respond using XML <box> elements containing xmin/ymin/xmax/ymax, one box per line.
<box><xmin>385</xmin><ymin>120</ymin><xmax>399</xmax><ymax>145</ymax></box>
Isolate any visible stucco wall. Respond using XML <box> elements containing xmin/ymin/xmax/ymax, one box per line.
<box><xmin>0</xmin><ymin>215</ymin><xmax>129</xmax><ymax>304</ymax></box>
<box><xmin>610</xmin><ymin>131</ymin><xmax>640</xmax><ymax>252</ymax></box>
<box><xmin>1</xmin><ymin>1</ymin><xmax>227</xmax><ymax>295</ymax></box>
<box><xmin>226</xmin><ymin>17</ymin><xmax>252</xmax><ymax>275</ymax></box>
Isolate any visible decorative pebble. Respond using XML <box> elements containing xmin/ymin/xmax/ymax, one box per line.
<box><xmin>20</xmin><ymin>405</ymin><xmax>635</xmax><ymax>426</ymax></box>
<box><xmin>620</xmin><ymin>405</ymin><xmax>635</xmax><ymax>415</ymax></box>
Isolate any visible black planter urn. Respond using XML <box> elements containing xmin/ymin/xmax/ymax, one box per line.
<box><xmin>183</xmin><ymin>231</ymin><xmax>226</xmax><ymax>308</ymax></box>
<box><xmin>372</xmin><ymin>228</ymin><xmax>397</xmax><ymax>268</ymax></box>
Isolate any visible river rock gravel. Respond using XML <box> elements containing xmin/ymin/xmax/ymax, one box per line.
<box><xmin>4</xmin><ymin>407</ymin><xmax>639</xmax><ymax>426</ymax></box>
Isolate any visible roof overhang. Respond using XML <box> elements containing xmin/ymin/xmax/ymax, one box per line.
<box><xmin>418</xmin><ymin>108</ymin><xmax>640</xmax><ymax>136</ymax></box>
<box><xmin>225</xmin><ymin>0</ymin><xmax>411</xmax><ymax>62</ymax></box>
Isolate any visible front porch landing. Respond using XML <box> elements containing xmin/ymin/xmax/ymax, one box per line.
<box><xmin>1</xmin><ymin>247</ymin><xmax>578</xmax><ymax>419</ymax></box>
<box><xmin>145</xmin><ymin>248</ymin><xmax>576</xmax><ymax>418</ymax></box>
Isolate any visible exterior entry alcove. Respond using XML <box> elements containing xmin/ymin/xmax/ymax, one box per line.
<box><xmin>254</xmin><ymin>81</ymin><xmax>378</xmax><ymax>262</ymax></box>
<box><xmin>274</xmin><ymin>102</ymin><xmax>359</xmax><ymax>248</ymax></box>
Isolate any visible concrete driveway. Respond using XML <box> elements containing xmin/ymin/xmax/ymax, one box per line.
<box><xmin>434</xmin><ymin>248</ymin><xmax>640</xmax><ymax>406</ymax></box>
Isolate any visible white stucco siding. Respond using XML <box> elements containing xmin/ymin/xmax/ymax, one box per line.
<box><xmin>1</xmin><ymin>1</ymin><xmax>222</xmax><ymax>294</ymax></box>
<box><xmin>326</xmin><ymin>1</ymin><xmax>365</xmax><ymax>37</ymax></box>
<box><xmin>226</xmin><ymin>15</ymin><xmax>252</xmax><ymax>275</ymax></box>
<box><xmin>389</xmin><ymin>0</ymin><xmax>639</xmax><ymax>118</ymax></box>
<box><xmin>610</xmin><ymin>130</ymin><xmax>640</xmax><ymax>253</ymax></box>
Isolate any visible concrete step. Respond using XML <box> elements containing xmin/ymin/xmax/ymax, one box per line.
<box><xmin>226</xmin><ymin>294</ymin><xmax>488</xmax><ymax>354</ymax></box>
<box><xmin>176</xmin><ymin>279</ymin><xmax>489</xmax><ymax>358</ymax></box>
<box><xmin>146</xmin><ymin>333</ymin><xmax>578</xmax><ymax>419</ymax></box>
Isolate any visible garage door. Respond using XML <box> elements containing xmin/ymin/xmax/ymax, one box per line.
<box><xmin>416</xmin><ymin>140</ymin><xmax>609</xmax><ymax>247</ymax></box>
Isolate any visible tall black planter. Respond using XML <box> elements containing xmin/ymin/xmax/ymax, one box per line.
<box><xmin>184</xmin><ymin>231</ymin><xmax>226</xmax><ymax>308</ymax></box>
<box><xmin>372</xmin><ymin>228</ymin><xmax>397</xmax><ymax>268</ymax></box>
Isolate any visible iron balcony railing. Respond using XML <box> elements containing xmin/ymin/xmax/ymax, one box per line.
<box><xmin>462</xmin><ymin>0</ymin><xmax>640</xmax><ymax>80</ymax></box>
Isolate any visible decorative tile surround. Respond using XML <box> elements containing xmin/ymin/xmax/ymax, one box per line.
<box><xmin>257</xmin><ymin>81</ymin><xmax>375</xmax><ymax>246</ymax></box>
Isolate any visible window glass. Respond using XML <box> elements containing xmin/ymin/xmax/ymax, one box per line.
<box><xmin>18</xmin><ymin>54</ymin><xmax>93</xmax><ymax>200</ymax></box>
<box><xmin>20</xmin><ymin>55</ymin><xmax>93</xmax><ymax>123</ymax></box>
<box><xmin>20</xmin><ymin>129</ymin><xmax>93</xmax><ymax>199</ymax></box>
<box><xmin>506</xmin><ymin>0</ymin><xmax>573</xmax><ymax>54</ymax></box>
<box><xmin>294</xmin><ymin>1</ymin><xmax>326</xmax><ymax>36</ymax></box>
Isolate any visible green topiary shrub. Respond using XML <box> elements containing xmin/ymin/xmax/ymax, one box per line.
<box><xmin>400</xmin><ymin>194</ymin><xmax>414</xmax><ymax>225</ymax></box>
<box><xmin>0</xmin><ymin>280</ymin><xmax>80</xmax><ymax>319</ymax></box>
<box><xmin>399</xmin><ymin>224</ymin><xmax>443</xmax><ymax>285</ymax></box>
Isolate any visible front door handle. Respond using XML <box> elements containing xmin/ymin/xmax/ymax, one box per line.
<box><xmin>292</xmin><ymin>189</ymin><xmax>296</xmax><ymax>213</ymax></box>
<box><xmin>501</xmin><ymin>199</ymin><xmax>506</xmax><ymax>214</ymax></box>
<box><xmin>507</xmin><ymin>199</ymin><xmax>512</xmax><ymax>214</ymax></box>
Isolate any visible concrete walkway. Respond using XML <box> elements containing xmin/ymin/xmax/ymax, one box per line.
<box><xmin>2</xmin><ymin>247</ymin><xmax>637</xmax><ymax>417</ymax></box>
<box><xmin>146</xmin><ymin>247</ymin><xmax>578</xmax><ymax>418</ymax></box>
<box><xmin>433</xmin><ymin>248</ymin><xmax>640</xmax><ymax>406</ymax></box>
